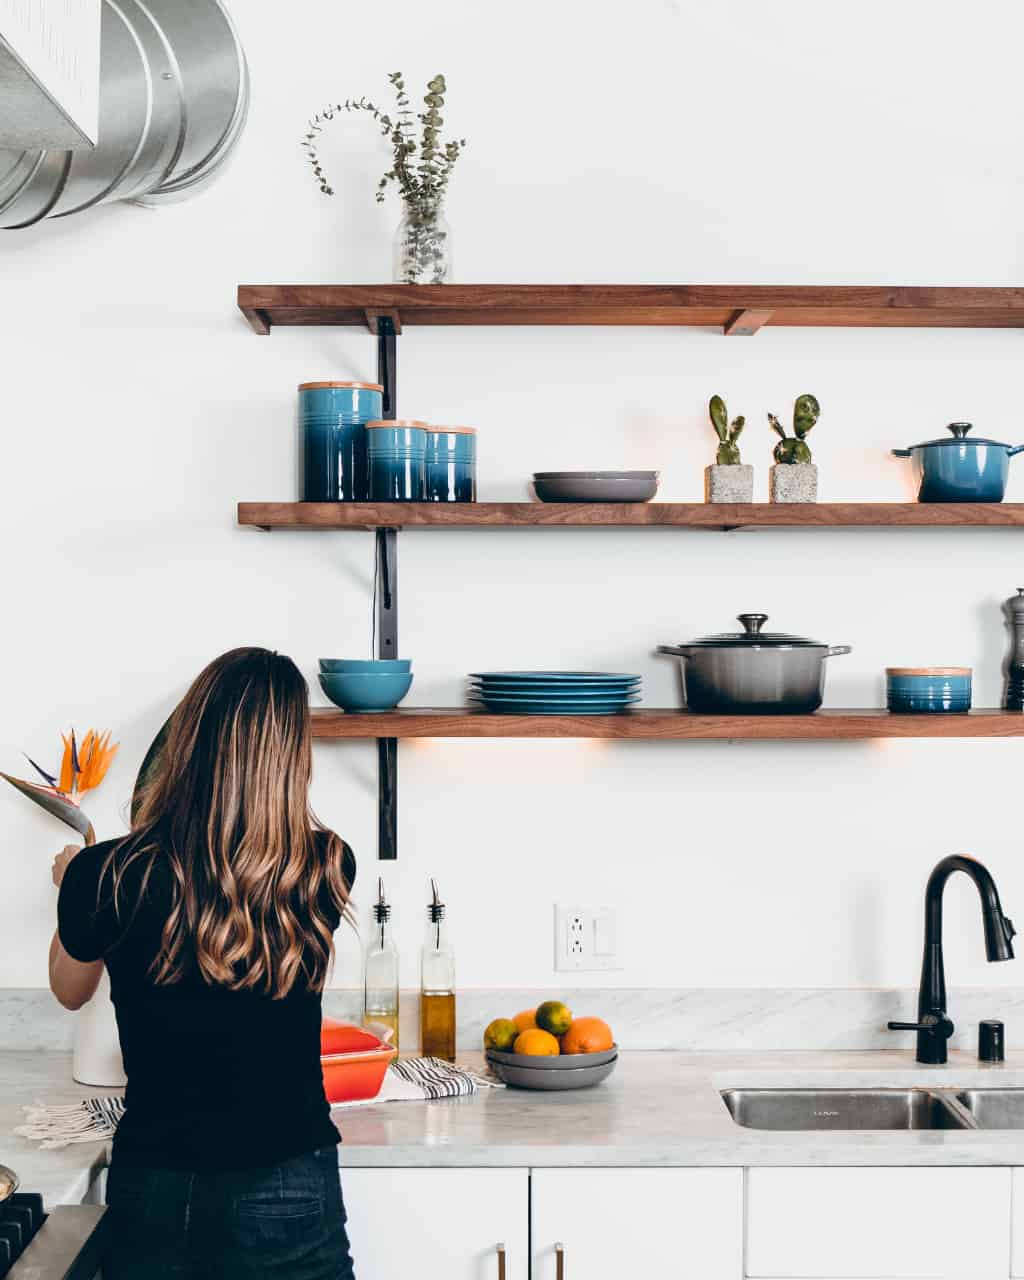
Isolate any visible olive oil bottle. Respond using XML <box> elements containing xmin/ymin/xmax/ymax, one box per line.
<box><xmin>363</xmin><ymin>878</ymin><xmax>400</xmax><ymax>1051</ymax></box>
<box><xmin>420</xmin><ymin>879</ymin><xmax>456</xmax><ymax>1061</ymax></box>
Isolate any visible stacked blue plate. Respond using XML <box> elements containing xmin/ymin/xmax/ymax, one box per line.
<box><xmin>469</xmin><ymin>671</ymin><xmax>641</xmax><ymax>715</ymax></box>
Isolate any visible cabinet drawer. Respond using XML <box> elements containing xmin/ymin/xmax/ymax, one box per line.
<box><xmin>746</xmin><ymin>1167</ymin><xmax>1010</xmax><ymax>1278</ymax></box>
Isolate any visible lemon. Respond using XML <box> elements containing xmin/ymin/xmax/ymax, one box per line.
<box><xmin>536</xmin><ymin>1000</ymin><xmax>573</xmax><ymax>1036</ymax></box>
<box><xmin>483</xmin><ymin>1018</ymin><xmax>518</xmax><ymax>1053</ymax></box>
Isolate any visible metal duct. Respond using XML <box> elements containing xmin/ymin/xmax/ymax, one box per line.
<box><xmin>0</xmin><ymin>0</ymin><xmax>248</xmax><ymax>228</ymax></box>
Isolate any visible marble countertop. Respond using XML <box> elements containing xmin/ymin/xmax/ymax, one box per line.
<box><xmin>336</xmin><ymin>1049</ymin><xmax>1024</xmax><ymax>1169</ymax></box>
<box><xmin>9</xmin><ymin>1049</ymin><xmax>1024</xmax><ymax>1207</ymax></box>
<box><xmin>1</xmin><ymin>1052</ymin><xmax>115</xmax><ymax>1208</ymax></box>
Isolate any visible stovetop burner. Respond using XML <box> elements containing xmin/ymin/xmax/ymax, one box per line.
<box><xmin>0</xmin><ymin>1194</ymin><xmax>43</xmax><ymax>1275</ymax></box>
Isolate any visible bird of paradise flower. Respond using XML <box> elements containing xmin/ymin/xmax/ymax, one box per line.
<box><xmin>2</xmin><ymin>729</ymin><xmax>118</xmax><ymax>846</ymax></box>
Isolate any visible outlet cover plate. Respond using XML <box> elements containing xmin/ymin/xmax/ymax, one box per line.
<box><xmin>554</xmin><ymin>904</ymin><xmax>623</xmax><ymax>972</ymax></box>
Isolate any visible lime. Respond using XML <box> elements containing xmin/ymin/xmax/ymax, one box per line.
<box><xmin>536</xmin><ymin>1000</ymin><xmax>573</xmax><ymax>1036</ymax></box>
<box><xmin>483</xmin><ymin>1017</ymin><xmax>518</xmax><ymax>1053</ymax></box>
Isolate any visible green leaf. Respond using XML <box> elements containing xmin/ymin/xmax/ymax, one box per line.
<box><xmin>131</xmin><ymin>715</ymin><xmax>173</xmax><ymax>823</ymax></box>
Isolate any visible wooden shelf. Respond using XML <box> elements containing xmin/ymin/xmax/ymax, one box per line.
<box><xmin>311</xmin><ymin>707</ymin><xmax>1024</xmax><ymax>740</ymax></box>
<box><xmin>238</xmin><ymin>285</ymin><xmax>1024</xmax><ymax>335</ymax></box>
<box><xmin>240</xmin><ymin>502</ymin><xmax>1024</xmax><ymax>532</ymax></box>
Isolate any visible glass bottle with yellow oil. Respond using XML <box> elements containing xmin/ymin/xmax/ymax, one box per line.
<box><xmin>363</xmin><ymin>877</ymin><xmax>400</xmax><ymax>1051</ymax></box>
<box><xmin>420</xmin><ymin>879</ymin><xmax>455</xmax><ymax>1061</ymax></box>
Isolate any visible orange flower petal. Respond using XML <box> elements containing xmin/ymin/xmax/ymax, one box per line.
<box><xmin>57</xmin><ymin>734</ymin><xmax>74</xmax><ymax>794</ymax></box>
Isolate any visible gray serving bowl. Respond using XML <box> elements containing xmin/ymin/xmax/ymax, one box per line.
<box><xmin>486</xmin><ymin>1051</ymin><xmax>618</xmax><ymax>1090</ymax></box>
<box><xmin>532</xmin><ymin>471</ymin><xmax>659</xmax><ymax>503</ymax></box>
<box><xmin>486</xmin><ymin>1044</ymin><xmax>619</xmax><ymax>1069</ymax></box>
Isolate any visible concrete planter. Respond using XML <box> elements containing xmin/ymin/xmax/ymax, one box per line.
<box><xmin>704</xmin><ymin>464</ymin><xmax>754</xmax><ymax>503</ymax></box>
<box><xmin>770</xmin><ymin>463</ymin><xmax>818</xmax><ymax>503</ymax></box>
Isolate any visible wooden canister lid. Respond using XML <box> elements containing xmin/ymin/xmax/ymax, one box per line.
<box><xmin>298</xmin><ymin>381</ymin><xmax>384</xmax><ymax>392</ymax></box>
<box><xmin>426</xmin><ymin>424</ymin><xmax>477</xmax><ymax>434</ymax></box>
<box><xmin>366</xmin><ymin>419</ymin><xmax>428</xmax><ymax>429</ymax></box>
<box><xmin>886</xmin><ymin>666</ymin><xmax>972</xmax><ymax>676</ymax></box>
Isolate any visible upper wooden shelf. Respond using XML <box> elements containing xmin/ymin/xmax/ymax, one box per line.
<box><xmin>239</xmin><ymin>502</ymin><xmax>1024</xmax><ymax>532</ymax></box>
<box><xmin>311</xmin><ymin>707</ymin><xmax>1024</xmax><ymax>740</ymax></box>
<box><xmin>237</xmin><ymin>285</ymin><xmax>1024</xmax><ymax>336</ymax></box>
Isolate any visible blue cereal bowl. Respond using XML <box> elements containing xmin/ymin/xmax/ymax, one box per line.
<box><xmin>319</xmin><ymin>659</ymin><xmax>412</xmax><ymax>673</ymax></box>
<box><xmin>318</xmin><ymin>671</ymin><xmax>413</xmax><ymax>712</ymax></box>
<box><xmin>886</xmin><ymin>667</ymin><xmax>972</xmax><ymax>713</ymax></box>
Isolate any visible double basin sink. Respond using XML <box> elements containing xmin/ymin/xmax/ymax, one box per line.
<box><xmin>722</xmin><ymin>1088</ymin><xmax>1024</xmax><ymax>1131</ymax></box>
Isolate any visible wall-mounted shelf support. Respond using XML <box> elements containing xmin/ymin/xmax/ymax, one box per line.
<box><xmin>373</xmin><ymin>314</ymin><xmax>399</xmax><ymax>860</ymax></box>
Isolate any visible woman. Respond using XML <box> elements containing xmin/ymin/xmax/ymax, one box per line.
<box><xmin>49</xmin><ymin>648</ymin><xmax>357</xmax><ymax>1279</ymax></box>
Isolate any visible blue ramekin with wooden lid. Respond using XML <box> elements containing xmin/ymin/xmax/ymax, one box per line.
<box><xmin>424</xmin><ymin>425</ymin><xmax>477</xmax><ymax>502</ymax></box>
<box><xmin>367</xmin><ymin>420</ymin><xmax>428</xmax><ymax>500</ymax></box>
<box><xmin>886</xmin><ymin>667</ymin><xmax>972</xmax><ymax>713</ymax></box>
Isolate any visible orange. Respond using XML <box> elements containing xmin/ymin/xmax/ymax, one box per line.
<box><xmin>513</xmin><ymin>1028</ymin><xmax>560</xmax><ymax>1056</ymax></box>
<box><xmin>513</xmin><ymin>1009</ymin><xmax>538</xmax><ymax>1033</ymax></box>
<box><xmin>560</xmin><ymin>1016</ymin><xmax>614</xmax><ymax>1055</ymax></box>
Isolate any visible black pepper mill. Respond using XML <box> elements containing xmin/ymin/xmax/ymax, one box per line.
<box><xmin>1005</xmin><ymin>588</ymin><xmax>1024</xmax><ymax>710</ymax></box>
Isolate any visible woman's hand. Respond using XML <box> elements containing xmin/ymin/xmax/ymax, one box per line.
<box><xmin>52</xmin><ymin>844</ymin><xmax>81</xmax><ymax>888</ymax></box>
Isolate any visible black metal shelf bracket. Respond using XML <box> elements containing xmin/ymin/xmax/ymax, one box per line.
<box><xmin>375</xmin><ymin>313</ymin><xmax>399</xmax><ymax>860</ymax></box>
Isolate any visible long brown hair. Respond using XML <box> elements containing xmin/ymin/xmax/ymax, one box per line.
<box><xmin>109</xmin><ymin>647</ymin><xmax>350</xmax><ymax>998</ymax></box>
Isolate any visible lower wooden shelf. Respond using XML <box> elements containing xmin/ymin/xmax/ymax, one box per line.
<box><xmin>310</xmin><ymin>707</ymin><xmax>1024</xmax><ymax>740</ymax></box>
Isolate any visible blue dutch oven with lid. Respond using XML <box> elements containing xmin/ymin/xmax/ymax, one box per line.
<box><xmin>892</xmin><ymin>421</ymin><xmax>1024</xmax><ymax>503</ymax></box>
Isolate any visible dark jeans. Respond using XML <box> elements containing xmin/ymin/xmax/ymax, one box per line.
<box><xmin>104</xmin><ymin>1146</ymin><xmax>355</xmax><ymax>1279</ymax></box>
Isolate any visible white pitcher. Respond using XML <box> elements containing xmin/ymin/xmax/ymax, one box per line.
<box><xmin>72</xmin><ymin>967</ymin><xmax>126</xmax><ymax>1088</ymax></box>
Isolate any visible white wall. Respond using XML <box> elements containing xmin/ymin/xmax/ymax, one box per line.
<box><xmin>3</xmin><ymin>0</ymin><xmax>1024</xmax><ymax>996</ymax></box>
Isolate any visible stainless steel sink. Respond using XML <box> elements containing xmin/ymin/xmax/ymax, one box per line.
<box><xmin>956</xmin><ymin>1089</ymin><xmax>1024</xmax><ymax>1128</ymax></box>
<box><xmin>721</xmin><ymin>1088</ymin><xmax>972</xmax><ymax>1131</ymax></box>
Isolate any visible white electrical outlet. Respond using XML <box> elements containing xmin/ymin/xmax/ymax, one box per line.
<box><xmin>554</xmin><ymin>905</ymin><xmax>623</xmax><ymax>972</ymax></box>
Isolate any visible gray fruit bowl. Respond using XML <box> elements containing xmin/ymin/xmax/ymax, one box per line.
<box><xmin>486</xmin><ymin>1044</ymin><xmax>618</xmax><ymax>1069</ymax></box>
<box><xmin>486</xmin><ymin>1049</ymin><xmax>618</xmax><ymax>1090</ymax></box>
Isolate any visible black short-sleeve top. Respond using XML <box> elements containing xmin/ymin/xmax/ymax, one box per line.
<box><xmin>58</xmin><ymin>831</ymin><xmax>351</xmax><ymax>1171</ymax></box>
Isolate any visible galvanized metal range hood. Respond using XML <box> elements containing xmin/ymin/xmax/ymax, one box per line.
<box><xmin>0</xmin><ymin>0</ymin><xmax>248</xmax><ymax>227</ymax></box>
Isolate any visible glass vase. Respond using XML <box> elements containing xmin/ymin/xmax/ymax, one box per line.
<box><xmin>393</xmin><ymin>203</ymin><xmax>452</xmax><ymax>284</ymax></box>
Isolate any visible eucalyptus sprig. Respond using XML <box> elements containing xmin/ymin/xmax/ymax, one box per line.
<box><xmin>303</xmin><ymin>72</ymin><xmax>466</xmax><ymax>216</ymax></box>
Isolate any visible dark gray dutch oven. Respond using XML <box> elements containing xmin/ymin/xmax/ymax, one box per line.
<box><xmin>892</xmin><ymin>422</ymin><xmax>1024</xmax><ymax>503</ymax></box>
<box><xmin>658</xmin><ymin>614</ymin><xmax>852</xmax><ymax>714</ymax></box>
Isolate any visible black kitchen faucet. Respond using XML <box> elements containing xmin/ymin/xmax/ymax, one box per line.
<box><xmin>888</xmin><ymin>855</ymin><xmax>1016</xmax><ymax>1065</ymax></box>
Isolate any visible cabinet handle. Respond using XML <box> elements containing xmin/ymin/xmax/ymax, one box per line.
<box><xmin>496</xmin><ymin>1242</ymin><xmax>506</xmax><ymax>1280</ymax></box>
<box><xmin>555</xmin><ymin>1241</ymin><xmax>565</xmax><ymax>1280</ymax></box>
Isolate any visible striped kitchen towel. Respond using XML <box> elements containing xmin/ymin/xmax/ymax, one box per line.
<box><xmin>16</xmin><ymin>1096</ymin><xmax>125</xmax><ymax>1149</ymax></box>
<box><xmin>331</xmin><ymin>1057</ymin><xmax>503</xmax><ymax>1109</ymax></box>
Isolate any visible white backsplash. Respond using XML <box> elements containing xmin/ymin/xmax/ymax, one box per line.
<box><xmin>7</xmin><ymin>987</ymin><xmax>1024</xmax><ymax>1054</ymax></box>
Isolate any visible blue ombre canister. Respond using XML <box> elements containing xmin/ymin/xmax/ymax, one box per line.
<box><xmin>425</xmin><ymin>426</ymin><xmax>477</xmax><ymax>502</ymax></box>
<box><xmin>367</xmin><ymin>420</ymin><xmax>427</xmax><ymax>500</ymax></box>
<box><xmin>300</xmin><ymin>381</ymin><xmax>383</xmax><ymax>502</ymax></box>
<box><xmin>886</xmin><ymin>667</ymin><xmax>972</xmax><ymax>712</ymax></box>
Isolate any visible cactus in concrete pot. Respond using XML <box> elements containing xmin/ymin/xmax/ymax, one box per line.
<box><xmin>705</xmin><ymin>395</ymin><xmax>754</xmax><ymax>502</ymax></box>
<box><xmin>710</xmin><ymin>395</ymin><xmax>745</xmax><ymax>465</ymax></box>
<box><xmin>768</xmin><ymin>394</ymin><xmax>820</xmax><ymax>502</ymax></box>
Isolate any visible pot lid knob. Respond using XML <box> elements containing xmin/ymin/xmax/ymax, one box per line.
<box><xmin>947</xmin><ymin>422</ymin><xmax>973</xmax><ymax>439</ymax></box>
<box><xmin>737</xmin><ymin>613</ymin><xmax>768</xmax><ymax>635</ymax></box>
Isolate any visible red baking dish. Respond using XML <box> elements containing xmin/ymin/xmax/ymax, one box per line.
<box><xmin>320</xmin><ymin>1018</ymin><xmax>396</xmax><ymax>1104</ymax></box>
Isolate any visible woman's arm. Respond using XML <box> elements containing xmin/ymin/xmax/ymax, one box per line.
<box><xmin>48</xmin><ymin>930</ymin><xmax>102</xmax><ymax>1011</ymax></box>
<box><xmin>50</xmin><ymin>845</ymin><xmax>104</xmax><ymax>1011</ymax></box>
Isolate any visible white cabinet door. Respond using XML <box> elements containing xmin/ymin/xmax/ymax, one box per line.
<box><xmin>341</xmin><ymin>1167</ymin><xmax>528</xmax><ymax>1280</ymax></box>
<box><xmin>746</xmin><ymin>1167</ymin><xmax>1011</xmax><ymax>1278</ymax></box>
<box><xmin>531</xmin><ymin>1167</ymin><xmax>742</xmax><ymax>1279</ymax></box>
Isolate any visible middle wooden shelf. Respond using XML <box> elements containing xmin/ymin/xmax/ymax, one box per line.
<box><xmin>310</xmin><ymin>708</ymin><xmax>1024</xmax><ymax>740</ymax></box>
<box><xmin>240</xmin><ymin>502</ymin><xmax>1024</xmax><ymax>532</ymax></box>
